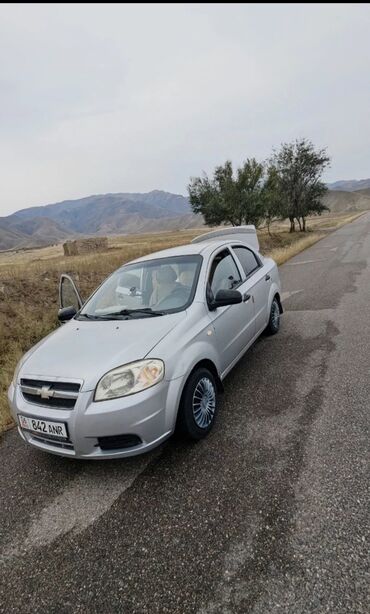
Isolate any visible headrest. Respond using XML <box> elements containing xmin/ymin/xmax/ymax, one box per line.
<box><xmin>156</xmin><ymin>265</ymin><xmax>177</xmax><ymax>283</ymax></box>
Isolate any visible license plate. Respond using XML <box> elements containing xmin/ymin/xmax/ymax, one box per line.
<box><xmin>18</xmin><ymin>415</ymin><xmax>68</xmax><ymax>440</ymax></box>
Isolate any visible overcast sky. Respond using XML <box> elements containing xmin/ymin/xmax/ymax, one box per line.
<box><xmin>0</xmin><ymin>3</ymin><xmax>369</xmax><ymax>216</ymax></box>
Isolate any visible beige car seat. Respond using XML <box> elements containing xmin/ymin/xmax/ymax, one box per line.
<box><xmin>150</xmin><ymin>265</ymin><xmax>178</xmax><ymax>307</ymax></box>
<box><xmin>178</xmin><ymin>269</ymin><xmax>194</xmax><ymax>287</ymax></box>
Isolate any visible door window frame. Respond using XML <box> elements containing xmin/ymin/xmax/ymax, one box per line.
<box><xmin>230</xmin><ymin>244</ymin><xmax>263</xmax><ymax>281</ymax></box>
<box><xmin>59</xmin><ymin>274</ymin><xmax>84</xmax><ymax>310</ymax></box>
<box><xmin>206</xmin><ymin>247</ymin><xmax>243</xmax><ymax>309</ymax></box>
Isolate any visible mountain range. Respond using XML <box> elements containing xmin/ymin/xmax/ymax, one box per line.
<box><xmin>326</xmin><ymin>178</ymin><xmax>370</xmax><ymax>192</ymax></box>
<box><xmin>0</xmin><ymin>191</ymin><xmax>200</xmax><ymax>251</ymax></box>
<box><xmin>1</xmin><ymin>181</ymin><xmax>370</xmax><ymax>252</ymax></box>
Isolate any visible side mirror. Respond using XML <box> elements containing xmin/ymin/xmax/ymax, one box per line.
<box><xmin>210</xmin><ymin>289</ymin><xmax>242</xmax><ymax>310</ymax></box>
<box><xmin>58</xmin><ymin>306</ymin><xmax>77</xmax><ymax>323</ymax></box>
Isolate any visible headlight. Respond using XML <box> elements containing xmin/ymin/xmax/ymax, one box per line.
<box><xmin>12</xmin><ymin>363</ymin><xmax>21</xmax><ymax>386</ymax></box>
<box><xmin>94</xmin><ymin>359</ymin><xmax>165</xmax><ymax>401</ymax></box>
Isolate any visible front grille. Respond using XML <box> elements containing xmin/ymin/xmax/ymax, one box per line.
<box><xmin>22</xmin><ymin>393</ymin><xmax>76</xmax><ymax>409</ymax></box>
<box><xmin>21</xmin><ymin>378</ymin><xmax>80</xmax><ymax>392</ymax></box>
<box><xmin>20</xmin><ymin>378</ymin><xmax>81</xmax><ymax>410</ymax></box>
<box><xmin>97</xmin><ymin>434</ymin><xmax>142</xmax><ymax>451</ymax></box>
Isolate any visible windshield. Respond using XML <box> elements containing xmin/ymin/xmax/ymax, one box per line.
<box><xmin>78</xmin><ymin>255</ymin><xmax>202</xmax><ymax>319</ymax></box>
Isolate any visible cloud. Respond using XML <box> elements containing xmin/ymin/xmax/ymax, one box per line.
<box><xmin>0</xmin><ymin>3</ymin><xmax>369</xmax><ymax>215</ymax></box>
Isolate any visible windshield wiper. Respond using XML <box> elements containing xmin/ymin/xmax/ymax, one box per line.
<box><xmin>77</xmin><ymin>313</ymin><xmax>102</xmax><ymax>320</ymax></box>
<box><xmin>98</xmin><ymin>308</ymin><xmax>165</xmax><ymax>319</ymax></box>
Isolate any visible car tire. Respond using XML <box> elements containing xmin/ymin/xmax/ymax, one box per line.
<box><xmin>177</xmin><ymin>368</ymin><xmax>218</xmax><ymax>440</ymax></box>
<box><xmin>265</xmin><ymin>296</ymin><xmax>281</xmax><ymax>335</ymax></box>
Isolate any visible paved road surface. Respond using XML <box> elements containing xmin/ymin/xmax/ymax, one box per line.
<box><xmin>0</xmin><ymin>215</ymin><xmax>369</xmax><ymax>614</ymax></box>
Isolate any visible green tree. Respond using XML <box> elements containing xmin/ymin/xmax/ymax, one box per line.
<box><xmin>188</xmin><ymin>159</ymin><xmax>266</xmax><ymax>227</ymax></box>
<box><xmin>262</xmin><ymin>166</ymin><xmax>285</xmax><ymax>236</ymax></box>
<box><xmin>268</xmin><ymin>138</ymin><xmax>330</xmax><ymax>232</ymax></box>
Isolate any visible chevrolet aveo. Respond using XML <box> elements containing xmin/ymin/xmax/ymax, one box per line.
<box><xmin>8</xmin><ymin>226</ymin><xmax>282</xmax><ymax>459</ymax></box>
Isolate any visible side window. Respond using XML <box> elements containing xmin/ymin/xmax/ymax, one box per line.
<box><xmin>232</xmin><ymin>246</ymin><xmax>260</xmax><ymax>278</ymax></box>
<box><xmin>208</xmin><ymin>249</ymin><xmax>242</xmax><ymax>296</ymax></box>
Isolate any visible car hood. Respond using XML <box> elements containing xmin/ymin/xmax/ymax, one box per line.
<box><xmin>19</xmin><ymin>313</ymin><xmax>183</xmax><ymax>391</ymax></box>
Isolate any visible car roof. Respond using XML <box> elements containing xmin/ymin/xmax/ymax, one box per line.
<box><xmin>128</xmin><ymin>239</ymin><xmax>255</xmax><ymax>265</ymax></box>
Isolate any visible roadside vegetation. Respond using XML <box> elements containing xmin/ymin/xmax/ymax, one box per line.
<box><xmin>0</xmin><ymin>211</ymin><xmax>362</xmax><ymax>433</ymax></box>
<box><xmin>188</xmin><ymin>138</ymin><xmax>330</xmax><ymax>232</ymax></box>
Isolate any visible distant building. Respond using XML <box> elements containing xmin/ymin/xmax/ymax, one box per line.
<box><xmin>63</xmin><ymin>237</ymin><xmax>108</xmax><ymax>256</ymax></box>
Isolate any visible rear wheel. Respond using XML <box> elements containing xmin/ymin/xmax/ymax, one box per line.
<box><xmin>266</xmin><ymin>296</ymin><xmax>281</xmax><ymax>335</ymax></box>
<box><xmin>177</xmin><ymin>368</ymin><xmax>218</xmax><ymax>440</ymax></box>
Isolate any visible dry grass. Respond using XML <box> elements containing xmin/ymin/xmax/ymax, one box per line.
<box><xmin>0</xmin><ymin>211</ymin><xmax>364</xmax><ymax>432</ymax></box>
<box><xmin>258</xmin><ymin>211</ymin><xmax>363</xmax><ymax>265</ymax></box>
<box><xmin>264</xmin><ymin>232</ymin><xmax>322</xmax><ymax>265</ymax></box>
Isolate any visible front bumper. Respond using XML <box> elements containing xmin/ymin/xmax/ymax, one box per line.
<box><xmin>8</xmin><ymin>377</ymin><xmax>184</xmax><ymax>459</ymax></box>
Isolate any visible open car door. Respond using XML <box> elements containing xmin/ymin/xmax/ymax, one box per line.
<box><xmin>59</xmin><ymin>274</ymin><xmax>84</xmax><ymax>313</ymax></box>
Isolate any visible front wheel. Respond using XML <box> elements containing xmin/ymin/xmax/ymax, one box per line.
<box><xmin>177</xmin><ymin>368</ymin><xmax>218</xmax><ymax>440</ymax></box>
<box><xmin>265</xmin><ymin>297</ymin><xmax>281</xmax><ymax>335</ymax></box>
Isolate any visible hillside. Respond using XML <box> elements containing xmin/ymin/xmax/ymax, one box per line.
<box><xmin>353</xmin><ymin>188</ymin><xmax>370</xmax><ymax>198</ymax></box>
<box><xmin>0</xmin><ymin>191</ymin><xmax>200</xmax><ymax>251</ymax></box>
<box><xmin>322</xmin><ymin>190</ymin><xmax>370</xmax><ymax>213</ymax></box>
<box><xmin>0</xmin><ymin>217</ymin><xmax>72</xmax><ymax>251</ymax></box>
<box><xmin>327</xmin><ymin>178</ymin><xmax>370</xmax><ymax>192</ymax></box>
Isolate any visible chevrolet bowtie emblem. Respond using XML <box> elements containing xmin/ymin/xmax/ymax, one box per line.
<box><xmin>37</xmin><ymin>385</ymin><xmax>55</xmax><ymax>400</ymax></box>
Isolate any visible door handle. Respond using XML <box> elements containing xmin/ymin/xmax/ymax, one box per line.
<box><xmin>265</xmin><ymin>274</ymin><xmax>271</xmax><ymax>281</ymax></box>
<box><xmin>243</xmin><ymin>293</ymin><xmax>251</xmax><ymax>302</ymax></box>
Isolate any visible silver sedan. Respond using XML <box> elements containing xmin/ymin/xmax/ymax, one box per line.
<box><xmin>8</xmin><ymin>227</ymin><xmax>282</xmax><ymax>459</ymax></box>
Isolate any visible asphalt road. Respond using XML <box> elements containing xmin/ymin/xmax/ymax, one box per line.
<box><xmin>0</xmin><ymin>215</ymin><xmax>369</xmax><ymax>614</ymax></box>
